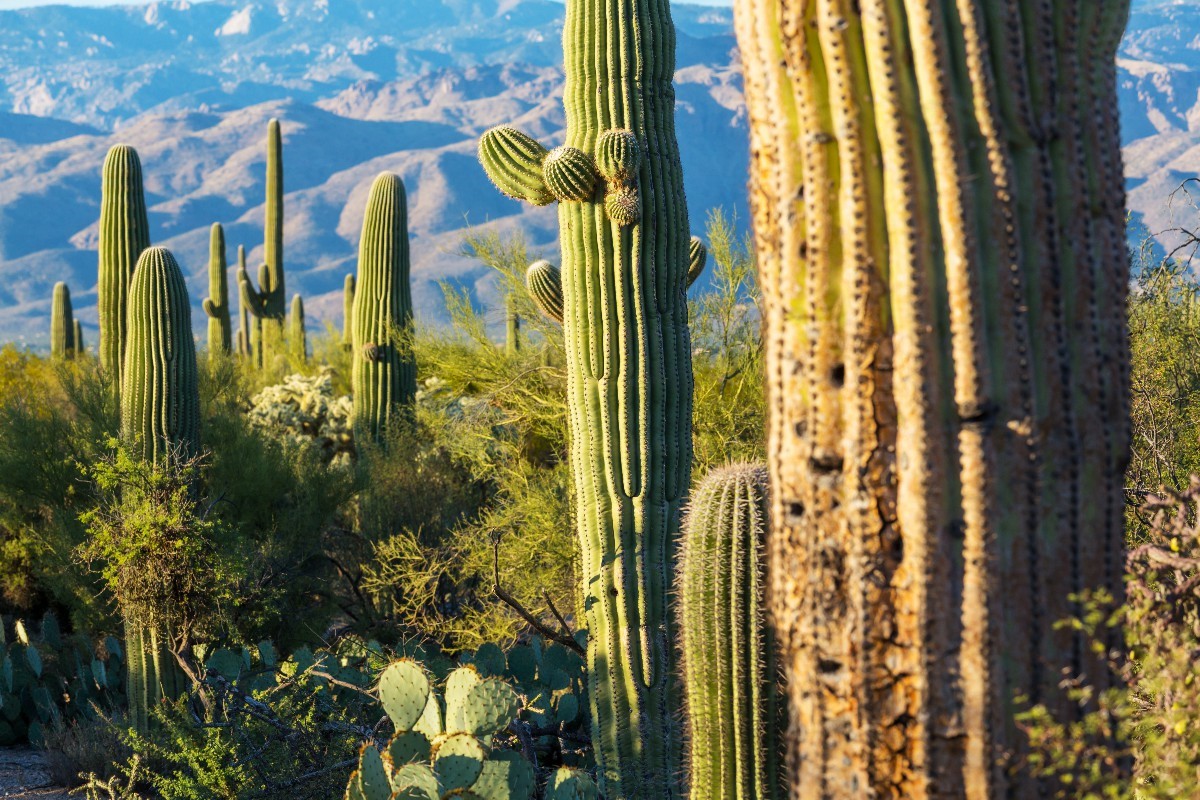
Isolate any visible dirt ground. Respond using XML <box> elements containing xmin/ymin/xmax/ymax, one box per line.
<box><xmin>0</xmin><ymin>749</ymin><xmax>73</xmax><ymax>799</ymax></box>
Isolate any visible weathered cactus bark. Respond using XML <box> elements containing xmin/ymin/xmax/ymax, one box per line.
<box><xmin>478</xmin><ymin>0</ymin><xmax>694</xmax><ymax>792</ymax></box>
<box><xmin>203</xmin><ymin>223</ymin><xmax>232</xmax><ymax>359</ymax></box>
<box><xmin>734</xmin><ymin>1</ymin><xmax>1131</xmax><ymax>797</ymax></box>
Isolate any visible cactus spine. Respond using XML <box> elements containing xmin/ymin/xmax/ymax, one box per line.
<box><xmin>735</xmin><ymin>0</ymin><xmax>1132</xmax><ymax>796</ymax></box>
<box><xmin>97</xmin><ymin>144</ymin><xmax>151</xmax><ymax>386</ymax></box>
<box><xmin>50</xmin><ymin>282</ymin><xmax>74</xmax><ymax>359</ymax></box>
<box><xmin>238</xmin><ymin>119</ymin><xmax>286</xmax><ymax>368</ymax></box>
<box><xmin>121</xmin><ymin>247</ymin><xmax>200</xmax><ymax>465</ymax></box>
<box><xmin>478</xmin><ymin>0</ymin><xmax>694</xmax><ymax>791</ymax></box>
<box><xmin>203</xmin><ymin>223</ymin><xmax>232</xmax><ymax>359</ymax></box>
<box><xmin>342</xmin><ymin>273</ymin><xmax>355</xmax><ymax>349</ymax></box>
<box><xmin>289</xmin><ymin>294</ymin><xmax>306</xmax><ymax>363</ymax></box>
<box><xmin>505</xmin><ymin>294</ymin><xmax>520</xmax><ymax>355</ymax></box>
<box><xmin>678</xmin><ymin>464</ymin><xmax>781</xmax><ymax>800</ymax></box>
<box><xmin>352</xmin><ymin>173</ymin><xmax>416</xmax><ymax>442</ymax></box>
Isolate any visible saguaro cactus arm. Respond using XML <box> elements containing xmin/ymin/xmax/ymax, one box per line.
<box><xmin>50</xmin><ymin>282</ymin><xmax>74</xmax><ymax>359</ymax></box>
<box><xmin>686</xmin><ymin>236</ymin><xmax>707</xmax><ymax>288</ymax></box>
<box><xmin>524</xmin><ymin>260</ymin><xmax>564</xmax><ymax>324</ymax></box>
<box><xmin>203</xmin><ymin>223</ymin><xmax>232</xmax><ymax>357</ymax></box>
<box><xmin>478</xmin><ymin>126</ymin><xmax>555</xmax><ymax>206</ymax></box>
<box><xmin>342</xmin><ymin>274</ymin><xmax>356</xmax><ymax>348</ymax></box>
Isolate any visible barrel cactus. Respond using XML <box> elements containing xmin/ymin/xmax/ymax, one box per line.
<box><xmin>203</xmin><ymin>223</ymin><xmax>232</xmax><ymax>359</ymax></box>
<box><xmin>290</xmin><ymin>294</ymin><xmax>307</xmax><ymax>363</ymax></box>
<box><xmin>524</xmin><ymin>260</ymin><xmax>563</xmax><ymax>324</ymax></box>
<box><xmin>736</xmin><ymin>0</ymin><xmax>1131</xmax><ymax>796</ymax></box>
<box><xmin>97</xmin><ymin>144</ymin><xmax>151</xmax><ymax>386</ymax></box>
<box><xmin>477</xmin><ymin>0</ymin><xmax>694</xmax><ymax>791</ymax></box>
<box><xmin>121</xmin><ymin>246</ymin><xmax>200</xmax><ymax>465</ymax></box>
<box><xmin>344</xmin><ymin>661</ymin><xmax>537</xmax><ymax>800</ymax></box>
<box><xmin>50</xmin><ymin>282</ymin><xmax>74</xmax><ymax>359</ymax></box>
<box><xmin>238</xmin><ymin>119</ymin><xmax>286</xmax><ymax>369</ymax></box>
<box><xmin>343</xmin><ymin>273</ymin><xmax>356</xmax><ymax>350</ymax></box>
<box><xmin>351</xmin><ymin>172</ymin><xmax>417</xmax><ymax>443</ymax></box>
<box><xmin>678</xmin><ymin>463</ymin><xmax>781</xmax><ymax>800</ymax></box>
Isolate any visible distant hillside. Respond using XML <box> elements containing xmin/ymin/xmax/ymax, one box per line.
<box><xmin>0</xmin><ymin>0</ymin><xmax>1196</xmax><ymax>345</ymax></box>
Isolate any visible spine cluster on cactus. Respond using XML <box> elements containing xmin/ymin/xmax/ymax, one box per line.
<box><xmin>351</xmin><ymin>172</ymin><xmax>417</xmax><ymax>443</ymax></box>
<box><xmin>97</xmin><ymin>144</ymin><xmax>151</xmax><ymax>386</ymax></box>
<box><xmin>478</xmin><ymin>0</ymin><xmax>695</xmax><ymax>791</ymax></box>
<box><xmin>342</xmin><ymin>273</ymin><xmax>356</xmax><ymax>350</ymax></box>
<box><xmin>289</xmin><ymin>293</ymin><xmax>306</xmax><ymax>363</ymax></box>
<box><xmin>50</xmin><ymin>282</ymin><xmax>75</xmax><ymax>359</ymax></box>
<box><xmin>735</xmin><ymin>0</ymin><xmax>1132</xmax><ymax>795</ymax></box>
<box><xmin>203</xmin><ymin>222</ymin><xmax>232</xmax><ymax>360</ymax></box>
<box><xmin>121</xmin><ymin>246</ymin><xmax>201</xmax><ymax>465</ymax></box>
<box><xmin>678</xmin><ymin>463</ymin><xmax>781</xmax><ymax>800</ymax></box>
<box><xmin>238</xmin><ymin>119</ymin><xmax>286</xmax><ymax>369</ymax></box>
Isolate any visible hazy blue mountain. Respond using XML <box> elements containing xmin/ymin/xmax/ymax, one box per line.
<box><xmin>0</xmin><ymin>0</ymin><xmax>1194</xmax><ymax>345</ymax></box>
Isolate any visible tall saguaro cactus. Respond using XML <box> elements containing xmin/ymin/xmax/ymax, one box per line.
<box><xmin>477</xmin><ymin>0</ymin><xmax>694</xmax><ymax>791</ymax></box>
<box><xmin>50</xmin><ymin>282</ymin><xmax>75</xmax><ymax>359</ymax></box>
<box><xmin>289</xmin><ymin>294</ymin><xmax>307</xmax><ymax>363</ymax></box>
<box><xmin>735</xmin><ymin>1</ymin><xmax>1131</xmax><ymax>797</ymax></box>
<box><xmin>352</xmin><ymin>172</ymin><xmax>416</xmax><ymax>442</ymax></box>
<box><xmin>73</xmin><ymin>320</ymin><xmax>84</xmax><ymax>355</ymax></box>
<box><xmin>342</xmin><ymin>273</ymin><xmax>356</xmax><ymax>349</ymax></box>
<box><xmin>679</xmin><ymin>463</ymin><xmax>782</xmax><ymax>800</ymax></box>
<box><xmin>238</xmin><ymin>119</ymin><xmax>286</xmax><ymax>368</ymax></box>
<box><xmin>98</xmin><ymin>144</ymin><xmax>151</xmax><ymax>386</ymax></box>
<box><xmin>203</xmin><ymin>223</ymin><xmax>232</xmax><ymax>359</ymax></box>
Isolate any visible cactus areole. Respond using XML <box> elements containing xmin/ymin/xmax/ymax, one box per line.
<box><xmin>478</xmin><ymin>0</ymin><xmax>694</xmax><ymax>793</ymax></box>
<box><xmin>736</xmin><ymin>0</ymin><xmax>1131</xmax><ymax>797</ymax></box>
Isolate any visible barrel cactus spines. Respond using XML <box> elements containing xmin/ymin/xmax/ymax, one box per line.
<box><xmin>477</xmin><ymin>126</ymin><xmax>554</xmax><ymax>206</ymax></box>
<box><xmin>736</xmin><ymin>0</ymin><xmax>1131</xmax><ymax>796</ymax></box>
<box><xmin>73</xmin><ymin>320</ymin><xmax>84</xmax><ymax>355</ymax></box>
<box><xmin>525</xmin><ymin>260</ymin><xmax>563</xmax><ymax>324</ymax></box>
<box><xmin>202</xmin><ymin>223</ymin><xmax>232</xmax><ymax>360</ymax></box>
<box><xmin>678</xmin><ymin>463</ymin><xmax>782</xmax><ymax>800</ymax></box>
<box><xmin>50</xmin><ymin>282</ymin><xmax>74</xmax><ymax>359</ymax></box>
<box><xmin>342</xmin><ymin>273</ymin><xmax>356</xmax><ymax>350</ymax></box>
<box><xmin>687</xmin><ymin>236</ymin><xmax>707</xmax><ymax>289</ymax></box>
<box><xmin>289</xmin><ymin>294</ymin><xmax>307</xmax><ymax>363</ymax></box>
<box><xmin>238</xmin><ymin>119</ymin><xmax>286</xmax><ymax>368</ymax></box>
<box><xmin>478</xmin><ymin>0</ymin><xmax>694</xmax><ymax>791</ymax></box>
<box><xmin>97</xmin><ymin>144</ymin><xmax>151</xmax><ymax>385</ymax></box>
<box><xmin>352</xmin><ymin>172</ymin><xmax>417</xmax><ymax>443</ymax></box>
<box><xmin>121</xmin><ymin>246</ymin><xmax>200</xmax><ymax>465</ymax></box>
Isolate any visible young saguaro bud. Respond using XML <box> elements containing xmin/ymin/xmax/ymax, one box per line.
<box><xmin>542</xmin><ymin>146</ymin><xmax>599</xmax><ymax>202</ymax></box>
<box><xmin>594</xmin><ymin>129</ymin><xmax>642</xmax><ymax>184</ymax></box>
<box><xmin>525</xmin><ymin>260</ymin><xmax>564</xmax><ymax>324</ymax></box>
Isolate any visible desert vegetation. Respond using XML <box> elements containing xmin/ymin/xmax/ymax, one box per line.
<box><xmin>0</xmin><ymin>0</ymin><xmax>1196</xmax><ymax>799</ymax></box>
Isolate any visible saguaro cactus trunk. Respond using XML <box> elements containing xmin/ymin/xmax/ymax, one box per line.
<box><xmin>238</xmin><ymin>119</ymin><xmax>286</xmax><ymax>368</ymax></box>
<box><xmin>50</xmin><ymin>282</ymin><xmax>74</xmax><ymax>360</ymax></box>
<box><xmin>97</xmin><ymin>144</ymin><xmax>151</xmax><ymax>387</ymax></box>
<box><xmin>735</xmin><ymin>1</ymin><xmax>1131</xmax><ymax>797</ymax></box>
<box><xmin>203</xmin><ymin>223</ymin><xmax>232</xmax><ymax>359</ymax></box>
<box><xmin>478</xmin><ymin>0</ymin><xmax>694</xmax><ymax>792</ymax></box>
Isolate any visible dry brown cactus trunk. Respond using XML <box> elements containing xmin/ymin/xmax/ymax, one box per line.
<box><xmin>734</xmin><ymin>0</ymin><xmax>1132</xmax><ymax>797</ymax></box>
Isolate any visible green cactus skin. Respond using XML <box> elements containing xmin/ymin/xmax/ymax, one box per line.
<box><xmin>97</xmin><ymin>144</ymin><xmax>151</xmax><ymax>385</ymax></box>
<box><xmin>505</xmin><ymin>294</ymin><xmax>520</xmax><ymax>356</ymax></box>
<box><xmin>238</xmin><ymin>119</ymin><xmax>286</xmax><ymax>368</ymax></box>
<box><xmin>477</xmin><ymin>126</ymin><xmax>554</xmax><ymax>206</ymax></box>
<box><xmin>478</xmin><ymin>0</ymin><xmax>694</xmax><ymax>791</ymax></box>
<box><xmin>234</xmin><ymin>245</ymin><xmax>256</xmax><ymax>362</ymax></box>
<box><xmin>50</xmin><ymin>282</ymin><xmax>74</xmax><ymax>360</ymax></box>
<box><xmin>678</xmin><ymin>464</ymin><xmax>782</xmax><ymax>800</ymax></box>
<box><xmin>203</xmin><ymin>223</ymin><xmax>232</xmax><ymax>359</ymax></box>
<box><xmin>687</xmin><ymin>236</ymin><xmax>707</xmax><ymax>289</ymax></box>
<box><xmin>121</xmin><ymin>247</ymin><xmax>200</xmax><ymax>464</ymax></box>
<box><xmin>351</xmin><ymin>172</ymin><xmax>417</xmax><ymax>442</ymax></box>
<box><xmin>289</xmin><ymin>294</ymin><xmax>307</xmax><ymax>363</ymax></box>
<box><xmin>342</xmin><ymin>273</ymin><xmax>356</xmax><ymax>350</ymax></box>
<box><xmin>525</xmin><ymin>260</ymin><xmax>563</xmax><ymax>324</ymax></box>
<box><xmin>594</xmin><ymin>129</ymin><xmax>641</xmax><ymax>184</ymax></box>
<box><xmin>124</xmin><ymin>620</ymin><xmax>184</xmax><ymax>734</ymax></box>
<box><xmin>542</xmin><ymin>146</ymin><xmax>599</xmax><ymax>202</ymax></box>
<box><xmin>73</xmin><ymin>320</ymin><xmax>84</xmax><ymax>355</ymax></box>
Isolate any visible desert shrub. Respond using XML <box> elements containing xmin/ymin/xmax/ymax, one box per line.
<box><xmin>42</xmin><ymin>713</ymin><xmax>129</xmax><ymax>788</ymax></box>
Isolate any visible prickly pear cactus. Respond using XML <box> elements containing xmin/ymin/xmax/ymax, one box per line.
<box><xmin>477</xmin><ymin>0</ymin><xmax>695</xmax><ymax>791</ymax></box>
<box><xmin>203</xmin><ymin>223</ymin><xmax>232</xmax><ymax>359</ymax></box>
<box><xmin>50</xmin><ymin>281</ymin><xmax>74</xmax><ymax>359</ymax></box>
<box><xmin>344</xmin><ymin>660</ymin><xmax>539</xmax><ymax>800</ymax></box>
<box><xmin>238</xmin><ymin>119</ymin><xmax>287</xmax><ymax>369</ymax></box>
<box><xmin>97</xmin><ymin>144</ymin><xmax>151</xmax><ymax>386</ymax></box>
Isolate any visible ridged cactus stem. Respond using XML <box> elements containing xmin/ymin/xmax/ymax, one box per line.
<box><xmin>234</xmin><ymin>245</ymin><xmax>255</xmax><ymax>362</ymax></box>
<box><xmin>97</xmin><ymin>144</ymin><xmax>151</xmax><ymax>387</ymax></box>
<box><xmin>342</xmin><ymin>273</ymin><xmax>356</xmax><ymax>350</ymax></box>
<box><xmin>505</xmin><ymin>294</ymin><xmax>520</xmax><ymax>355</ymax></box>
<box><xmin>679</xmin><ymin>464</ymin><xmax>782</xmax><ymax>800</ymax></box>
<box><xmin>735</xmin><ymin>0</ymin><xmax>1131</xmax><ymax>796</ymax></box>
<box><xmin>478</xmin><ymin>0</ymin><xmax>694</xmax><ymax>791</ymax></box>
<box><xmin>121</xmin><ymin>247</ymin><xmax>200</xmax><ymax>465</ymax></box>
<box><xmin>73</xmin><ymin>320</ymin><xmax>84</xmax><ymax>355</ymax></box>
<box><xmin>124</xmin><ymin>620</ymin><xmax>184</xmax><ymax>734</ymax></box>
<box><xmin>352</xmin><ymin>173</ymin><xmax>416</xmax><ymax>442</ymax></box>
<box><xmin>203</xmin><ymin>223</ymin><xmax>232</xmax><ymax>360</ymax></box>
<box><xmin>289</xmin><ymin>294</ymin><xmax>307</xmax><ymax>363</ymax></box>
<box><xmin>50</xmin><ymin>282</ymin><xmax>74</xmax><ymax>360</ymax></box>
<box><xmin>525</xmin><ymin>260</ymin><xmax>564</xmax><ymax>324</ymax></box>
<box><xmin>237</xmin><ymin>119</ymin><xmax>286</xmax><ymax>368</ymax></box>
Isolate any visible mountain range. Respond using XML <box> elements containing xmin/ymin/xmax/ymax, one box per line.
<box><xmin>0</xmin><ymin>0</ymin><xmax>1195</xmax><ymax>345</ymax></box>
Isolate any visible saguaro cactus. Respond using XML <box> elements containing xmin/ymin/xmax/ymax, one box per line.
<box><xmin>234</xmin><ymin>245</ymin><xmax>255</xmax><ymax>361</ymax></box>
<box><xmin>238</xmin><ymin>119</ymin><xmax>286</xmax><ymax>368</ymax></box>
<box><xmin>678</xmin><ymin>463</ymin><xmax>782</xmax><ymax>800</ymax></box>
<box><xmin>73</xmin><ymin>320</ymin><xmax>84</xmax><ymax>355</ymax></box>
<box><xmin>477</xmin><ymin>0</ymin><xmax>694</xmax><ymax>791</ymax></box>
<box><xmin>97</xmin><ymin>144</ymin><xmax>151</xmax><ymax>385</ymax></box>
<box><xmin>735</xmin><ymin>1</ymin><xmax>1131</xmax><ymax>797</ymax></box>
<box><xmin>50</xmin><ymin>282</ymin><xmax>74</xmax><ymax>359</ymax></box>
<box><xmin>525</xmin><ymin>260</ymin><xmax>563</xmax><ymax>324</ymax></box>
<box><xmin>686</xmin><ymin>236</ymin><xmax>707</xmax><ymax>289</ymax></box>
<box><xmin>342</xmin><ymin>273</ymin><xmax>356</xmax><ymax>349</ymax></box>
<box><xmin>121</xmin><ymin>246</ymin><xmax>200</xmax><ymax>465</ymax></box>
<box><xmin>505</xmin><ymin>294</ymin><xmax>521</xmax><ymax>355</ymax></box>
<box><xmin>203</xmin><ymin>223</ymin><xmax>232</xmax><ymax>359</ymax></box>
<box><xmin>289</xmin><ymin>294</ymin><xmax>307</xmax><ymax>363</ymax></box>
<box><xmin>352</xmin><ymin>172</ymin><xmax>416</xmax><ymax>442</ymax></box>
